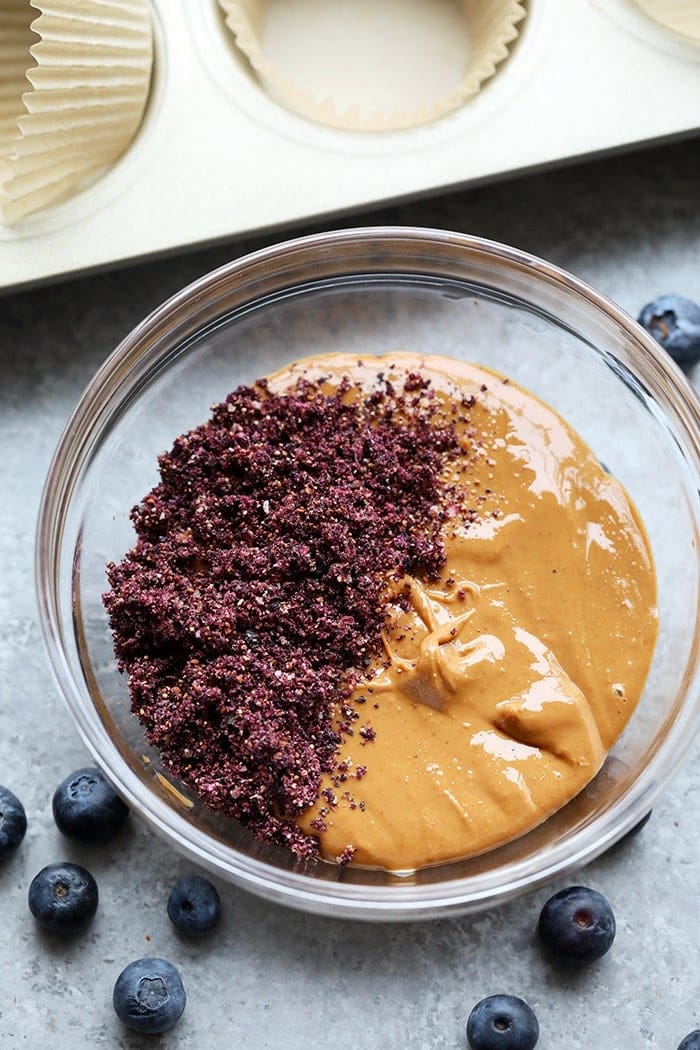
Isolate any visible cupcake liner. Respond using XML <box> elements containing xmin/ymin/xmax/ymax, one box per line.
<box><xmin>0</xmin><ymin>0</ymin><xmax>153</xmax><ymax>225</ymax></box>
<box><xmin>218</xmin><ymin>0</ymin><xmax>527</xmax><ymax>132</ymax></box>
<box><xmin>632</xmin><ymin>0</ymin><xmax>700</xmax><ymax>42</ymax></box>
<box><xmin>0</xmin><ymin>1</ymin><xmax>38</xmax><ymax>180</ymax></box>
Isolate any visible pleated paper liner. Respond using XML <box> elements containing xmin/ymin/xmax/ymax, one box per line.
<box><xmin>632</xmin><ymin>0</ymin><xmax>700</xmax><ymax>42</ymax></box>
<box><xmin>0</xmin><ymin>0</ymin><xmax>38</xmax><ymax>185</ymax></box>
<box><xmin>0</xmin><ymin>0</ymin><xmax>153</xmax><ymax>226</ymax></box>
<box><xmin>218</xmin><ymin>0</ymin><xmax>527</xmax><ymax>132</ymax></box>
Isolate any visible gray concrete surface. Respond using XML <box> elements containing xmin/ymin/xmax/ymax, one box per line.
<box><xmin>1</xmin><ymin>138</ymin><xmax>699</xmax><ymax>1048</ymax></box>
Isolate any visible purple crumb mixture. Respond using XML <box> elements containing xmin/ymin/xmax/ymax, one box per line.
<box><xmin>104</xmin><ymin>369</ymin><xmax>469</xmax><ymax>858</ymax></box>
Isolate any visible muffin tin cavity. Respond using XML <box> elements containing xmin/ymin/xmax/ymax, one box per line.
<box><xmin>0</xmin><ymin>0</ymin><xmax>154</xmax><ymax>225</ymax></box>
<box><xmin>217</xmin><ymin>0</ymin><xmax>527</xmax><ymax>131</ymax></box>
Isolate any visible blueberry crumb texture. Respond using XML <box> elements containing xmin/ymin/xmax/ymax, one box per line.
<box><xmin>113</xmin><ymin>957</ymin><xmax>186</xmax><ymax>1035</ymax></box>
<box><xmin>638</xmin><ymin>295</ymin><xmax>700</xmax><ymax>365</ymax></box>
<box><xmin>52</xmin><ymin>766</ymin><xmax>129</xmax><ymax>844</ymax></box>
<box><xmin>104</xmin><ymin>372</ymin><xmax>464</xmax><ymax>857</ymax></box>
<box><xmin>678</xmin><ymin>1031</ymin><xmax>700</xmax><ymax>1050</ymax></box>
<box><xmin>0</xmin><ymin>784</ymin><xmax>27</xmax><ymax>858</ymax></box>
<box><xmin>167</xmin><ymin>875</ymin><xmax>221</xmax><ymax>936</ymax></box>
<box><xmin>466</xmin><ymin>994</ymin><xmax>539</xmax><ymax>1050</ymax></box>
<box><xmin>538</xmin><ymin>885</ymin><xmax>615</xmax><ymax>966</ymax></box>
<box><xmin>28</xmin><ymin>862</ymin><xmax>99</xmax><ymax>934</ymax></box>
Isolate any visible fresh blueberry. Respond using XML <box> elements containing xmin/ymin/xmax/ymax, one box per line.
<box><xmin>167</xmin><ymin>875</ymin><xmax>221</xmax><ymax>936</ymax></box>
<box><xmin>677</xmin><ymin>1031</ymin><xmax>700</xmax><ymax>1050</ymax></box>
<box><xmin>467</xmin><ymin>995</ymin><xmax>539</xmax><ymax>1050</ymax></box>
<box><xmin>538</xmin><ymin>885</ymin><xmax>615</xmax><ymax>965</ymax></box>
<box><xmin>113</xmin><ymin>957</ymin><xmax>186</xmax><ymax>1034</ymax></box>
<box><xmin>52</xmin><ymin>766</ymin><xmax>128</xmax><ymax>844</ymax></box>
<box><xmin>606</xmin><ymin>809</ymin><xmax>653</xmax><ymax>855</ymax></box>
<box><xmin>638</xmin><ymin>295</ymin><xmax>700</xmax><ymax>365</ymax></box>
<box><xmin>0</xmin><ymin>785</ymin><xmax>27</xmax><ymax>858</ymax></box>
<box><xmin>621</xmin><ymin>809</ymin><xmax>652</xmax><ymax>841</ymax></box>
<box><xmin>28</xmin><ymin>862</ymin><xmax>98</xmax><ymax>934</ymax></box>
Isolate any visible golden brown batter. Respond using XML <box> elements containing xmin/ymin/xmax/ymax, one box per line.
<box><xmin>269</xmin><ymin>352</ymin><xmax>658</xmax><ymax>872</ymax></box>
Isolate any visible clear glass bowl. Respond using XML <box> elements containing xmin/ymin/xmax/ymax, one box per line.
<box><xmin>36</xmin><ymin>228</ymin><xmax>700</xmax><ymax>921</ymax></box>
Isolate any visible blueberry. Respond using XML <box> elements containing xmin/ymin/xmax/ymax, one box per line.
<box><xmin>678</xmin><ymin>1031</ymin><xmax>700</xmax><ymax>1050</ymax></box>
<box><xmin>52</xmin><ymin>766</ymin><xmax>128</xmax><ymax>844</ymax></box>
<box><xmin>167</xmin><ymin>875</ymin><xmax>221</xmax><ymax>936</ymax></box>
<box><xmin>28</xmin><ymin>862</ymin><xmax>98</xmax><ymax>934</ymax></box>
<box><xmin>467</xmin><ymin>995</ymin><xmax>539</xmax><ymax>1050</ymax></box>
<box><xmin>0</xmin><ymin>784</ymin><xmax>27</xmax><ymax>858</ymax></box>
<box><xmin>621</xmin><ymin>809</ymin><xmax>652</xmax><ymax>841</ymax></box>
<box><xmin>113</xmin><ymin>957</ymin><xmax>186</xmax><ymax>1034</ymax></box>
<box><xmin>638</xmin><ymin>295</ymin><xmax>700</xmax><ymax>365</ymax></box>
<box><xmin>606</xmin><ymin>809</ymin><xmax>653</xmax><ymax>855</ymax></box>
<box><xmin>538</xmin><ymin>885</ymin><xmax>615</xmax><ymax>965</ymax></box>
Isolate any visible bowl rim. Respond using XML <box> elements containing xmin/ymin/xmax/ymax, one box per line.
<box><xmin>35</xmin><ymin>226</ymin><xmax>700</xmax><ymax>920</ymax></box>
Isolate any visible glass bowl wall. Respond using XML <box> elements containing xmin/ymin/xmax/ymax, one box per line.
<box><xmin>37</xmin><ymin>228</ymin><xmax>700</xmax><ymax>920</ymax></box>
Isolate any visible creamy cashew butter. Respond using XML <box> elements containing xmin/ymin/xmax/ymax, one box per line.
<box><xmin>263</xmin><ymin>353</ymin><xmax>659</xmax><ymax>871</ymax></box>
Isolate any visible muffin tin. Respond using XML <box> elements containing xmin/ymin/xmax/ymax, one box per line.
<box><xmin>1</xmin><ymin>0</ymin><xmax>699</xmax><ymax>292</ymax></box>
<box><xmin>216</xmin><ymin>0</ymin><xmax>527</xmax><ymax>130</ymax></box>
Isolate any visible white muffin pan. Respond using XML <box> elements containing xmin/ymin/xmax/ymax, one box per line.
<box><xmin>1</xmin><ymin>0</ymin><xmax>699</xmax><ymax>292</ymax></box>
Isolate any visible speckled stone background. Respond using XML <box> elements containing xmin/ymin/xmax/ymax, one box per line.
<box><xmin>1</xmin><ymin>139</ymin><xmax>699</xmax><ymax>1049</ymax></box>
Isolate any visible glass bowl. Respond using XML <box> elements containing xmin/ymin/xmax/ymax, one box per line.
<box><xmin>36</xmin><ymin>228</ymin><xmax>700</xmax><ymax>921</ymax></box>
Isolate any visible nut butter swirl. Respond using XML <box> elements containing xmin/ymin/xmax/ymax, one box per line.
<box><xmin>266</xmin><ymin>353</ymin><xmax>660</xmax><ymax>871</ymax></box>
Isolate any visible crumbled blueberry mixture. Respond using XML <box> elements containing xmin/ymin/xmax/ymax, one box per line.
<box><xmin>105</xmin><ymin>370</ymin><xmax>473</xmax><ymax>856</ymax></box>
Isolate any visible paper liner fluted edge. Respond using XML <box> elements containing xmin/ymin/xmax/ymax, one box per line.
<box><xmin>218</xmin><ymin>0</ymin><xmax>528</xmax><ymax>132</ymax></box>
<box><xmin>0</xmin><ymin>0</ymin><xmax>37</xmax><ymax>176</ymax></box>
<box><xmin>631</xmin><ymin>0</ymin><xmax>700</xmax><ymax>42</ymax></box>
<box><xmin>0</xmin><ymin>0</ymin><xmax>153</xmax><ymax>225</ymax></box>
